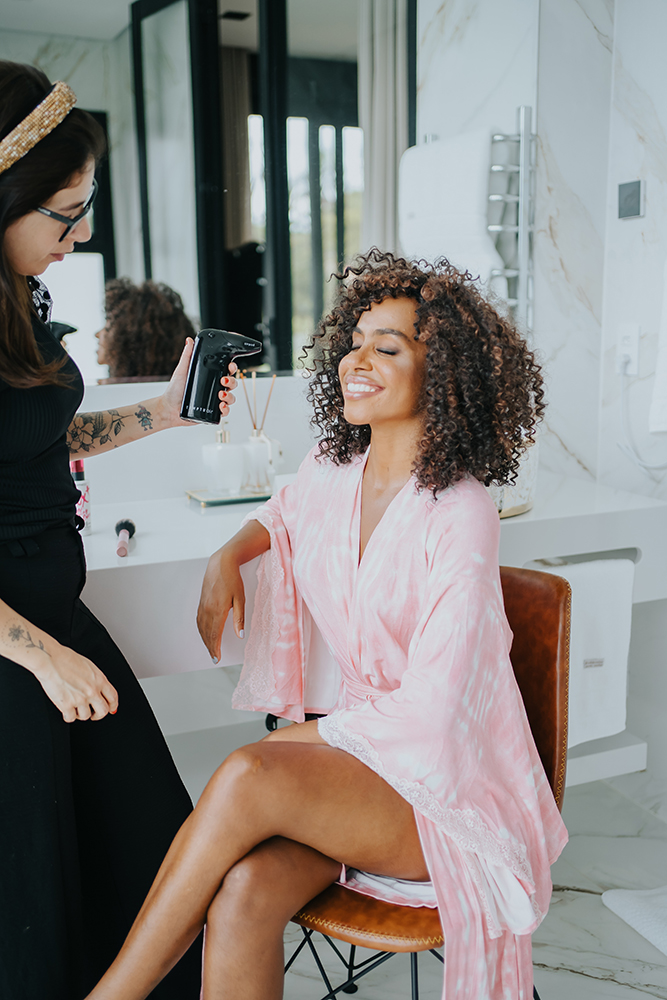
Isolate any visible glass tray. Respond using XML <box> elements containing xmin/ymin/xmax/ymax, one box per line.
<box><xmin>186</xmin><ymin>488</ymin><xmax>272</xmax><ymax>508</ymax></box>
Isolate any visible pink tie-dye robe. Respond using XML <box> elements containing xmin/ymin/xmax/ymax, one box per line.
<box><xmin>232</xmin><ymin>447</ymin><xmax>568</xmax><ymax>999</ymax></box>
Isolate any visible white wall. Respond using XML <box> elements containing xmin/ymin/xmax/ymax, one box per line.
<box><xmin>597</xmin><ymin>0</ymin><xmax>667</xmax><ymax>500</ymax></box>
<box><xmin>595</xmin><ymin>0</ymin><xmax>667</xmax><ymax>796</ymax></box>
<box><xmin>533</xmin><ymin>0</ymin><xmax>613</xmax><ymax>481</ymax></box>
<box><xmin>417</xmin><ymin>0</ymin><xmax>538</xmax><ymax>144</ymax></box>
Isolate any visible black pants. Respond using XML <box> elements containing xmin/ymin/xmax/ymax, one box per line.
<box><xmin>0</xmin><ymin>524</ymin><xmax>202</xmax><ymax>1000</ymax></box>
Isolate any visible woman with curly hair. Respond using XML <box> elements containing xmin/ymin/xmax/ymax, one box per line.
<box><xmin>86</xmin><ymin>250</ymin><xmax>567</xmax><ymax>1000</ymax></box>
<box><xmin>97</xmin><ymin>279</ymin><xmax>195</xmax><ymax>381</ymax></box>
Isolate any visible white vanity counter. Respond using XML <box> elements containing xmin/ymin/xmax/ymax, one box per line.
<box><xmin>82</xmin><ymin>495</ymin><xmax>266</xmax><ymax>572</ymax></box>
<box><xmin>498</xmin><ymin>470</ymin><xmax>667</xmax><ymax>604</ymax></box>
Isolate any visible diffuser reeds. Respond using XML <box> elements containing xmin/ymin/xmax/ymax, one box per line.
<box><xmin>239</xmin><ymin>371</ymin><xmax>277</xmax><ymax>433</ymax></box>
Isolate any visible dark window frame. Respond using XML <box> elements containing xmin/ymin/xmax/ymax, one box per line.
<box><xmin>73</xmin><ymin>109</ymin><xmax>117</xmax><ymax>280</ymax></box>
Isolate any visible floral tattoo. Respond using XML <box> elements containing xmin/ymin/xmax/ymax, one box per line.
<box><xmin>6</xmin><ymin>624</ymin><xmax>50</xmax><ymax>657</ymax></box>
<box><xmin>68</xmin><ymin>409</ymin><xmax>125</xmax><ymax>453</ymax></box>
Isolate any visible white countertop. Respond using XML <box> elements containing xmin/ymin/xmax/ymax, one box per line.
<box><xmin>498</xmin><ymin>472</ymin><xmax>667</xmax><ymax>603</ymax></box>
<box><xmin>82</xmin><ymin>496</ymin><xmax>267</xmax><ymax>571</ymax></box>
<box><xmin>507</xmin><ymin>470</ymin><xmax>666</xmax><ymax>521</ymax></box>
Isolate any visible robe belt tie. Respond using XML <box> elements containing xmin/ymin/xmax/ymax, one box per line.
<box><xmin>341</xmin><ymin>676</ymin><xmax>383</xmax><ymax>702</ymax></box>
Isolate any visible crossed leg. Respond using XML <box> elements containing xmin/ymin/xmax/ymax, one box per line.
<box><xmin>84</xmin><ymin>733</ymin><xmax>428</xmax><ymax>1000</ymax></box>
<box><xmin>204</xmin><ymin>837</ymin><xmax>339</xmax><ymax>1000</ymax></box>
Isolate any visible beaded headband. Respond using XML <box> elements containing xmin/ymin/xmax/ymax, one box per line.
<box><xmin>0</xmin><ymin>81</ymin><xmax>77</xmax><ymax>176</ymax></box>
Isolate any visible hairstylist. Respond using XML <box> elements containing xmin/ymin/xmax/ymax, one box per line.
<box><xmin>0</xmin><ymin>63</ymin><xmax>236</xmax><ymax>1000</ymax></box>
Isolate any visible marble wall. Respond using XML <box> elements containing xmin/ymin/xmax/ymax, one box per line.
<box><xmin>597</xmin><ymin>0</ymin><xmax>667</xmax><ymax>501</ymax></box>
<box><xmin>417</xmin><ymin>0</ymin><xmax>538</xmax><ymax>144</ymax></box>
<box><xmin>533</xmin><ymin>0</ymin><xmax>614</xmax><ymax>481</ymax></box>
<box><xmin>416</xmin><ymin>1</ymin><xmax>616</xmax><ymax>481</ymax></box>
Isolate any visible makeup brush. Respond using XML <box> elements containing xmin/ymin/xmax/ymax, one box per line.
<box><xmin>115</xmin><ymin>519</ymin><xmax>136</xmax><ymax>558</ymax></box>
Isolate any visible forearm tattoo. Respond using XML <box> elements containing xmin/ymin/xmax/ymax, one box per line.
<box><xmin>5</xmin><ymin>624</ymin><xmax>50</xmax><ymax>658</ymax></box>
<box><xmin>68</xmin><ymin>409</ymin><xmax>125</xmax><ymax>453</ymax></box>
<box><xmin>67</xmin><ymin>405</ymin><xmax>153</xmax><ymax>453</ymax></box>
<box><xmin>135</xmin><ymin>404</ymin><xmax>153</xmax><ymax>432</ymax></box>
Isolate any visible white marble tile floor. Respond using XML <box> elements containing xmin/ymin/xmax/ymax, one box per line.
<box><xmin>167</xmin><ymin>726</ymin><xmax>667</xmax><ymax>998</ymax></box>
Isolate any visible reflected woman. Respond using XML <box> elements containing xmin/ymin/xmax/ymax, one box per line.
<box><xmin>97</xmin><ymin>278</ymin><xmax>195</xmax><ymax>383</ymax></box>
<box><xmin>86</xmin><ymin>250</ymin><xmax>568</xmax><ymax>1000</ymax></box>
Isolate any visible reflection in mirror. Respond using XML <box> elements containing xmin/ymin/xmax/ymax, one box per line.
<box><xmin>141</xmin><ymin>0</ymin><xmax>199</xmax><ymax>320</ymax></box>
<box><xmin>220</xmin><ymin>0</ymin><xmax>363</xmax><ymax>367</ymax></box>
<box><xmin>285</xmin><ymin>0</ymin><xmax>362</xmax><ymax>359</ymax></box>
<box><xmin>219</xmin><ymin>43</ymin><xmax>265</xmax><ymax>361</ymax></box>
<box><xmin>135</xmin><ymin>0</ymin><xmax>411</xmax><ymax>372</ymax></box>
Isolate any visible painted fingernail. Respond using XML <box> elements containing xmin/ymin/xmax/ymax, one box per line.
<box><xmin>212</xmin><ymin>655</ymin><xmax>219</xmax><ymax>664</ymax></box>
<box><xmin>111</xmin><ymin>708</ymin><xmax>117</xmax><ymax>715</ymax></box>
<box><xmin>239</xmin><ymin>629</ymin><xmax>245</xmax><ymax>638</ymax></box>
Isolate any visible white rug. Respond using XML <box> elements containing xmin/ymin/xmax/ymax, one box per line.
<box><xmin>602</xmin><ymin>885</ymin><xmax>667</xmax><ymax>956</ymax></box>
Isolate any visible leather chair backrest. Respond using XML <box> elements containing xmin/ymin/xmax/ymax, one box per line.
<box><xmin>500</xmin><ymin>566</ymin><xmax>571</xmax><ymax>811</ymax></box>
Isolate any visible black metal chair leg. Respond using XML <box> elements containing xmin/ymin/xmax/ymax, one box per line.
<box><xmin>411</xmin><ymin>952</ymin><xmax>419</xmax><ymax>1000</ymax></box>
<box><xmin>342</xmin><ymin>944</ymin><xmax>358</xmax><ymax>993</ymax></box>
<box><xmin>533</xmin><ymin>986</ymin><xmax>541</xmax><ymax>1000</ymax></box>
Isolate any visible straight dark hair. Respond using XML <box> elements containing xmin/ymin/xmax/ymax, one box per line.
<box><xmin>0</xmin><ymin>61</ymin><xmax>106</xmax><ymax>388</ymax></box>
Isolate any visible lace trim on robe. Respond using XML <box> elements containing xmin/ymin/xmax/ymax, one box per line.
<box><xmin>318</xmin><ymin>713</ymin><xmax>543</xmax><ymax>938</ymax></box>
<box><xmin>232</xmin><ymin>509</ymin><xmax>289</xmax><ymax>710</ymax></box>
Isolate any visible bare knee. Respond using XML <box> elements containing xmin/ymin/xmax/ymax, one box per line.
<box><xmin>202</xmin><ymin>742</ymin><xmax>269</xmax><ymax>809</ymax></box>
<box><xmin>209</xmin><ymin>842</ymin><xmax>289</xmax><ymax>931</ymax></box>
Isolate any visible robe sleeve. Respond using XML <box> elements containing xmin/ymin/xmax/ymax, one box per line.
<box><xmin>231</xmin><ymin>467</ymin><xmax>307</xmax><ymax>721</ymax></box>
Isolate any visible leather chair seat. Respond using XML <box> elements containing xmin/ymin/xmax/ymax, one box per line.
<box><xmin>294</xmin><ymin>883</ymin><xmax>444</xmax><ymax>953</ymax></box>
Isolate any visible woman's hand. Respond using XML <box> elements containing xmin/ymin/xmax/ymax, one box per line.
<box><xmin>31</xmin><ymin>645</ymin><xmax>119</xmax><ymax>723</ymax></box>
<box><xmin>158</xmin><ymin>337</ymin><xmax>239</xmax><ymax>429</ymax></box>
<box><xmin>197</xmin><ymin>547</ymin><xmax>246</xmax><ymax>661</ymax></box>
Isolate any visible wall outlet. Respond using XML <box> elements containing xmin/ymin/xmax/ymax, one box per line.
<box><xmin>616</xmin><ymin>324</ymin><xmax>640</xmax><ymax>375</ymax></box>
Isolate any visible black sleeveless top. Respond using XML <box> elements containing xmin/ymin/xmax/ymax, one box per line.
<box><xmin>0</xmin><ymin>280</ymin><xmax>84</xmax><ymax>541</ymax></box>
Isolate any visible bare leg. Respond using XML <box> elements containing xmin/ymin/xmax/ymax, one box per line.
<box><xmin>203</xmin><ymin>837</ymin><xmax>340</xmax><ymax>1000</ymax></box>
<box><xmin>85</xmin><ymin>740</ymin><xmax>428</xmax><ymax>1000</ymax></box>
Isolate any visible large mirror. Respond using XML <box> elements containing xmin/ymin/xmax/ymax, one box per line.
<box><xmin>134</xmin><ymin>0</ymin><xmax>369</xmax><ymax>373</ymax></box>
<box><xmin>137</xmin><ymin>0</ymin><xmax>199</xmax><ymax>319</ymax></box>
<box><xmin>0</xmin><ymin>0</ymin><xmax>415</xmax><ymax>382</ymax></box>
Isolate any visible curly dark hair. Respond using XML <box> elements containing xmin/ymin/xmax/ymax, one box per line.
<box><xmin>102</xmin><ymin>278</ymin><xmax>195</xmax><ymax>379</ymax></box>
<box><xmin>302</xmin><ymin>249</ymin><xmax>544</xmax><ymax>494</ymax></box>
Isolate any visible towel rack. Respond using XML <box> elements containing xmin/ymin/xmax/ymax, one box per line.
<box><xmin>487</xmin><ymin>106</ymin><xmax>535</xmax><ymax>333</ymax></box>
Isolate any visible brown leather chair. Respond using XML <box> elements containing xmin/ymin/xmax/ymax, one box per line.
<box><xmin>286</xmin><ymin>566</ymin><xmax>571</xmax><ymax>1000</ymax></box>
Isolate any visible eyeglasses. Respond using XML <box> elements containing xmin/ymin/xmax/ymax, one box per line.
<box><xmin>36</xmin><ymin>178</ymin><xmax>98</xmax><ymax>242</ymax></box>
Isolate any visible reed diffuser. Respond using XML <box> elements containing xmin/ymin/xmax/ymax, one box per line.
<box><xmin>239</xmin><ymin>372</ymin><xmax>280</xmax><ymax>492</ymax></box>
